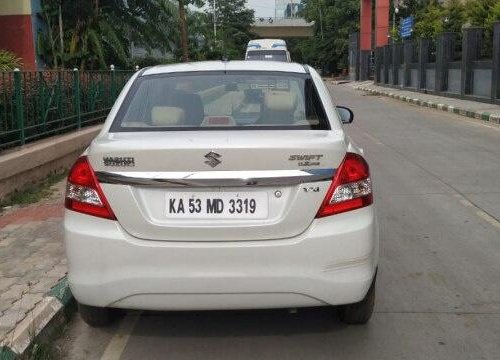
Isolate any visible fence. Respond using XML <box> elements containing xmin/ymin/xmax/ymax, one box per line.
<box><xmin>351</xmin><ymin>21</ymin><xmax>500</xmax><ymax>104</ymax></box>
<box><xmin>0</xmin><ymin>69</ymin><xmax>134</xmax><ymax>152</ymax></box>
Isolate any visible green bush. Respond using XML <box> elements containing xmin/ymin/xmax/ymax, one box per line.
<box><xmin>0</xmin><ymin>50</ymin><xmax>23</xmax><ymax>71</ymax></box>
<box><xmin>485</xmin><ymin>2</ymin><xmax>500</xmax><ymax>33</ymax></box>
<box><xmin>465</xmin><ymin>0</ymin><xmax>497</xmax><ymax>27</ymax></box>
<box><xmin>443</xmin><ymin>0</ymin><xmax>466</xmax><ymax>33</ymax></box>
<box><xmin>414</xmin><ymin>1</ymin><xmax>444</xmax><ymax>39</ymax></box>
<box><xmin>131</xmin><ymin>56</ymin><xmax>177</xmax><ymax>69</ymax></box>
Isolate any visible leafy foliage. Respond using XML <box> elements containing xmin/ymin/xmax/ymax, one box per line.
<box><xmin>465</xmin><ymin>0</ymin><xmax>497</xmax><ymax>27</ymax></box>
<box><xmin>296</xmin><ymin>0</ymin><xmax>359</xmax><ymax>74</ymax></box>
<box><xmin>443</xmin><ymin>0</ymin><xmax>466</xmax><ymax>33</ymax></box>
<box><xmin>205</xmin><ymin>0</ymin><xmax>255</xmax><ymax>60</ymax></box>
<box><xmin>40</xmin><ymin>0</ymin><xmax>180</xmax><ymax>69</ymax></box>
<box><xmin>485</xmin><ymin>2</ymin><xmax>500</xmax><ymax>32</ymax></box>
<box><xmin>414</xmin><ymin>1</ymin><xmax>444</xmax><ymax>39</ymax></box>
<box><xmin>0</xmin><ymin>50</ymin><xmax>23</xmax><ymax>71</ymax></box>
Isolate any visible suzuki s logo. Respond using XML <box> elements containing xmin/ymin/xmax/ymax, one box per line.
<box><xmin>204</xmin><ymin>151</ymin><xmax>222</xmax><ymax>168</ymax></box>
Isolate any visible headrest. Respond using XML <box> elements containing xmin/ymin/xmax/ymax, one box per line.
<box><xmin>264</xmin><ymin>91</ymin><xmax>297</xmax><ymax>112</ymax></box>
<box><xmin>151</xmin><ymin>106</ymin><xmax>185</xmax><ymax>126</ymax></box>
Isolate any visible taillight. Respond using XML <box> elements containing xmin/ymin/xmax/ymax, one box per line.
<box><xmin>65</xmin><ymin>156</ymin><xmax>116</xmax><ymax>220</ymax></box>
<box><xmin>316</xmin><ymin>152</ymin><xmax>373</xmax><ymax>217</ymax></box>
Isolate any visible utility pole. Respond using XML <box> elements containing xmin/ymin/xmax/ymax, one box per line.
<box><xmin>318</xmin><ymin>0</ymin><xmax>324</xmax><ymax>40</ymax></box>
<box><xmin>178</xmin><ymin>0</ymin><xmax>189</xmax><ymax>62</ymax></box>
<box><xmin>213</xmin><ymin>0</ymin><xmax>217</xmax><ymax>40</ymax></box>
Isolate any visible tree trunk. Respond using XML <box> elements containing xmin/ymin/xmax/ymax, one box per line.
<box><xmin>178</xmin><ymin>0</ymin><xmax>189</xmax><ymax>62</ymax></box>
<box><xmin>59</xmin><ymin>2</ymin><xmax>64</xmax><ymax>68</ymax></box>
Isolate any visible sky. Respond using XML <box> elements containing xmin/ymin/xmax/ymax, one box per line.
<box><xmin>246</xmin><ymin>0</ymin><xmax>275</xmax><ymax>17</ymax></box>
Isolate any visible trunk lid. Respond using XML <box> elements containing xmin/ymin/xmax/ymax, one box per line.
<box><xmin>88</xmin><ymin>130</ymin><xmax>346</xmax><ymax>241</ymax></box>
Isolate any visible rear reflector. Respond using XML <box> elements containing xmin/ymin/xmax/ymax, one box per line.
<box><xmin>65</xmin><ymin>156</ymin><xmax>116</xmax><ymax>220</ymax></box>
<box><xmin>316</xmin><ymin>152</ymin><xmax>373</xmax><ymax>217</ymax></box>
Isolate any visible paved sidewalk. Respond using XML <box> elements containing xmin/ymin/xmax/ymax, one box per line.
<box><xmin>0</xmin><ymin>180</ymin><xmax>67</xmax><ymax>353</ymax></box>
<box><xmin>349</xmin><ymin>81</ymin><xmax>500</xmax><ymax>124</ymax></box>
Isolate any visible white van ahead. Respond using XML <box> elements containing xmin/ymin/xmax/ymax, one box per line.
<box><xmin>245</xmin><ymin>39</ymin><xmax>291</xmax><ymax>62</ymax></box>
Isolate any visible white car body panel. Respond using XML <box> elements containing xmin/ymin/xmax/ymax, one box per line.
<box><xmin>65</xmin><ymin>61</ymin><xmax>378</xmax><ymax>311</ymax></box>
<box><xmin>65</xmin><ymin>206</ymin><xmax>378</xmax><ymax>310</ymax></box>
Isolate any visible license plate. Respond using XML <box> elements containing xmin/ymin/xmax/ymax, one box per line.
<box><xmin>165</xmin><ymin>192</ymin><xmax>269</xmax><ymax>219</ymax></box>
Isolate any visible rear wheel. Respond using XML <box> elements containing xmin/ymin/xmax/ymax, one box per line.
<box><xmin>78</xmin><ymin>303</ymin><xmax>121</xmax><ymax>327</ymax></box>
<box><xmin>338</xmin><ymin>272</ymin><xmax>376</xmax><ymax>325</ymax></box>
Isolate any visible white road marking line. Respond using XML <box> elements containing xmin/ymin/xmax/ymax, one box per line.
<box><xmin>454</xmin><ymin>194</ymin><xmax>500</xmax><ymax>229</ymax></box>
<box><xmin>476</xmin><ymin>210</ymin><xmax>500</xmax><ymax>229</ymax></box>
<box><xmin>362</xmin><ymin>131</ymin><xmax>383</xmax><ymax>145</ymax></box>
<box><xmin>100</xmin><ymin>313</ymin><xmax>141</xmax><ymax>360</ymax></box>
<box><xmin>460</xmin><ymin>199</ymin><xmax>472</xmax><ymax>207</ymax></box>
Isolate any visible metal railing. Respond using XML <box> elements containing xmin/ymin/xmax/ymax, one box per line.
<box><xmin>0</xmin><ymin>69</ymin><xmax>134</xmax><ymax>152</ymax></box>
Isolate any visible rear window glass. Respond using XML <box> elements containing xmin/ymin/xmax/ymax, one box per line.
<box><xmin>111</xmin><ymin>72</ymin><xmax>329</xmax><ymax>132</ymax></box>
<box><xmin>246</xmin><ymin>50</ymin><xmax>287</xmax><ymax>62</ymax></box>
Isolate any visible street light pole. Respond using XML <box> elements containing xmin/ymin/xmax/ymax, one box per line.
<box><xmin>393</xmin><ymin>7</ymin><xmax>399</xmax><ymax>33</ymax></box>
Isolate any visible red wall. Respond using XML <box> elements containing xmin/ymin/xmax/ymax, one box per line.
<box><xmin>375</xmin><ymin>0</ymin><xmax>390</xmax><ymax>47</ymax></box>
<box><xmin>359</xmin><ymin>0</ymin><xmax>390</xmax><ymax>50</ymax></box>
<box><xmin>0</xmin><ymin>15</ymin><xmax>36</xmax><ymax>70</ymax></box>
<box><xmin>360</xmin><ymin>0</ymin><xmax>372</xmax><ymax>51</ymax></box>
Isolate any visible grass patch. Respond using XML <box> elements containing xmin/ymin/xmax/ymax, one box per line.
<box><xmin>0</xmin><ymin>171</ymin><xmax>67</xmax><ymax>210</ymax></box>
<box><xmin>19</xmin><ymin>301</ymin><xmax>77</xmax><ymax>360</ymax></box>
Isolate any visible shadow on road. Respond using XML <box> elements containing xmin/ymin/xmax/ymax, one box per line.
<box><xmin>134</xmin><ymin>307</ymin><xmax>348</xmax><ymax>338</ymax></box>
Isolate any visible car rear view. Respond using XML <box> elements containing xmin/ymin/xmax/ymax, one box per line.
<box><xmin>64</xmin><ymin>61</ymin><xmax>378</xmax><ymax>327</ymax></box>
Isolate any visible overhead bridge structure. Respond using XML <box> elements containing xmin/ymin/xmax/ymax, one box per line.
<box><xmin>251</xmin><ymin>17</ymin><xmax>314</xmax><ymax>39</ymax></box>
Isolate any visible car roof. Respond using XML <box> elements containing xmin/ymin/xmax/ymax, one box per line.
<box><xmin>142</xmin><ymin>61</ymin><xmax>307</xmax><ymax>76</ymax></box>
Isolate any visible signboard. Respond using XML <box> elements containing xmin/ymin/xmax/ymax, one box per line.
<box><xmin>400</xmin><ymin>16</ymin><xmax>414</xmax><ymax>38</ymax></box>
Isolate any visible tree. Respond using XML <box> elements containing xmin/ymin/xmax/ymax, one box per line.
<box><xmin>414</xmin><ymin>1</ymin><xmax>444</xmax><ymax>39</ymax></box>
<box><xmin>465</xmin><ymin>0</ymin><xmax>497</xmax><ymax>27</ymax></box>
<box><xmin>298</xmin><ymin>0</ymin><xmax>359</xmax><ymax>74</ymax></box>
<box><xmin>443</xmin><ymin>0</ymin><xmax>466</xmax><ymax>33</ymax></box>
<box><xmin>176</xmin><ymin>0</ymin><xmax>205</xmax><ymax>62</ymax></box>
<box><xmin>178</xmin><ymin>0</ymin><xmax>189</xmax><ymax>62</ymax></box>
<box><xmin>40</xmin><ymin>0</ymin><xmax>180</xmax><ymax>69</ymax></box>
<box><xmin>396</xmin><ymin>0</ymin><xmax>425</xmax><ymax>19</ymax></box>
<box><xmin>205</xmin><ymin>0</ymin><xmax>255</xmax><ymax>60</ymax></box>
<box><xmin>485</xmin><ymin>2</ymin><xmax>500</xmax><ymax>33</ymax></box>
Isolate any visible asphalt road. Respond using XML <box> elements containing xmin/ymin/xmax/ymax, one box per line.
<box><xmin>56</xmin><ymin>84</ymin><xmax>500</xmax><ymax>360</ymax></box>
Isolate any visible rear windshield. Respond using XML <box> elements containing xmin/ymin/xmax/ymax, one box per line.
<box><xmin>111</xmin><ymin>72</ymin><xmax>329</xmax><ymax>132</ymax></box>
<box><xmin>246</xmin><ymin>50</ymin><xmax>287</xmax><ymax>62</ymax></box>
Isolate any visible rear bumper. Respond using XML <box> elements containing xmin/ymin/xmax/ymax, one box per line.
<box><xmin>64</xmin><ymin>206</ymin><xmax>379</xmax><ymax>310</ymax></box>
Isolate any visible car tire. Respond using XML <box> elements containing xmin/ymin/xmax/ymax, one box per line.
<box><xmin>78</xmin><ymin>303</ymin><xmax>120</xmax><ymax>327</ymax></box>
<box><xmin>338</xmin><ymin>272</ymin><xmax>376</xmax><ymax>325</ymax></box>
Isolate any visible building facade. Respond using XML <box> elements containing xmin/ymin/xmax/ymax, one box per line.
<box><xmin>0</xmin><ymin>0</ymin><xmax>45</xmax><ymax>70</ymax></box>
<box><xmin>275</xmin><ymin>0</ymin><xmax>304</xmax><ymax>19</ymax></box>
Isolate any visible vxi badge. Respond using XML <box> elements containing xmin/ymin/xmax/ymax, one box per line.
<box><xmin>204</xmin><ymin>151</ymin><xmax>222</xmax><ymax>168</ymax></box>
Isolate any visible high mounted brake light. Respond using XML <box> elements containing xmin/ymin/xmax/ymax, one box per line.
<box><xmin>316</xmin><ymin>153</ymin><xmax>373</xmax><ymax>217</ymax></box>
<box><xmin>65</xmin><ymin>156</ymin><xmax>116</xmax><ymax>220</ymax></box>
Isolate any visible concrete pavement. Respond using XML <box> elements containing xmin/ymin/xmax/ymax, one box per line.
<box><xmin>354</xmin><ymin>81</ymin><xmax>500</xmax><ymax>125</ymax></box>
<box><xmin>56</xmin><ymin>84</ymin><xmax>500</xmax><ymax>360</ymax></box>
<box><xmin>0</xmin><ymin>181</ymin><xmax>68</xmax><ymax>357</ymax></box>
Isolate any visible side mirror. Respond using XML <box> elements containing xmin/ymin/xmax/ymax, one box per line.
<box><xmin>336</xmin><ymin>106</ymin><xmax>354</xmax><ymax>124</ymax></box>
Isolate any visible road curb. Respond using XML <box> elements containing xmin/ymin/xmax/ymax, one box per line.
<box><xmin>0</xmin><ymin>277</ymin><xmax>73</xmax><ymax>359</ymax></box>
<box><xmin>356</xmin><ymin>86</ymin><xmax>500</xmax><ymax>125</ymax></box>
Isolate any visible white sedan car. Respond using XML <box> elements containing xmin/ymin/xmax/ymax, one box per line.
<box><xmin>64</xmin><ymin>61</ymin><xmax>379</xmax><ymax>327</ymax></box>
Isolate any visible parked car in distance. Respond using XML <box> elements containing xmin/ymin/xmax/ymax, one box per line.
<box><xmin>64</xmin><ymin>60</ymin><xmax>379</xmax><ymax>327</ymax></box>
<box><xmin>245</xmin><ymin>39</ymin><xmax>291</xmax><ymax>62</ymax></box>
